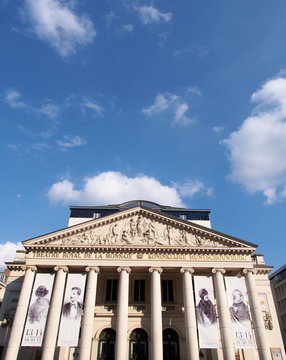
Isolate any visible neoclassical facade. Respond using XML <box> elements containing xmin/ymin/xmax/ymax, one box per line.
<box><xmin>0</xmin><ymin>200</ymin><xmax>285</xmax><ymax>360</ymax></box>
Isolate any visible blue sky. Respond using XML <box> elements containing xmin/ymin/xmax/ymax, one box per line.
<box><xmin>1</xmin><ymin>0</ymin><xmax>286</xmax><ymax>271</ymax></box>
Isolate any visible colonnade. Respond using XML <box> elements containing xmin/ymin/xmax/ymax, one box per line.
<box><xmin>4</xmin><ymin>265</ymin><xmax>271</xmax><ymax>360</ymax></box>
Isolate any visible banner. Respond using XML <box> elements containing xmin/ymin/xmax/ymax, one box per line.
<box><xmin>21</xmin><ymin>273</ymin><xmax>55</xmax><ymax>346</ymax></box>
<box><xmin>57</xmin><ymin>273</ymin><xmax>86</xmax><ymax>347</ymax></box>
<box><xmin>194</xmin><ymin>276</ymin><xmax>219</xmax><ymax>348</ymax></box>
<box><xmin>225</xmin><ymin>276</ymin><xmax>254</xmax><ymax>348</ymax></box>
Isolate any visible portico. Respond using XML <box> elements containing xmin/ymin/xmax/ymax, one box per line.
<box><xmin>0</xmin><ymin>201</ymin><xmax>285</xmax><ymax>360</ymax></box>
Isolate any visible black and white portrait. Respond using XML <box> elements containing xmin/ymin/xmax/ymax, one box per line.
<box><xmin>229</xmin><ymin>289</ymin><xmax>250</xmax><ymax>323</ymax></box>
<box><xmin>62</xmin><ymin>286</ymin><xmax>83</xmax><ymax>320</ymax></box>
<box><xmin>28</xmin><ymin>285</ymin><xmax>50</xmax><ymax>324</ymax></box>
<box><xmin>196</xmin><ymin>288</ymin><xmax>217</xmax><ymax>326</ymax></box>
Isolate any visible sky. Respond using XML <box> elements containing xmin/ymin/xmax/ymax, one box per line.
<box><xmin>1</xmin><ymin>0</ymin><xmax>286</xmax><ymax>271</ymax></box>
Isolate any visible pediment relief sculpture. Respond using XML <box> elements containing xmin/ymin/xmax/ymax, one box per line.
<box><xmin>60</xmin><ymin>215</ymin><xmax>232</xmax><ymax>248</ymax></box>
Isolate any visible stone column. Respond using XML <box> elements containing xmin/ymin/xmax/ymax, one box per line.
<box><xmin>115</xmin><ymin>267</ymin><xmax>131</xmax><ymax>360</ymax></box>
<box><xmin>149</xmin><ymin>267</ymin><xmax>163</xmax><ymax>360</ymax></box>
<box><xmin>180</xmin><ymin>268</ymin><xmax>199</xmax><ymax>360</ymax></box>
<box><xmin>4</xmin><ymin>266</ymin><xmax>37</xmax><ymax>360</ymax></box>
<box><xmin>243</xmin><ymin>269</ymin><xmax>271</xmax><ymax>360</ymax></box>
<box><xmin>212</xmin><ymin>268</ymin><xmax>235</xmax><ymax>360</ymax></box>
<box><xmin>78</xmin><ymin>266</ymin><xmax>100</xmax><ymax>360</ymax></box>
<box><xmin>42</xmin><ymin>266</ymin><xmax>68</xmax><ymax>360</ymax></box>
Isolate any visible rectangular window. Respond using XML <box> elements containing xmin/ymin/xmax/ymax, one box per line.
<box><xmin>162</xmin><ymin>280</ymin><xmax>174</xmax><ymax>302</ymax></box>
<box><xmin>179</xmin><ymin>214</ymin><xmax>187</xmax><ymax>220</ymax></box>
<box><xmin>93</xmin><ymin>212</ymin><xmax>101</xmax><ymax>219</ymax></box>
<box><xmin>134</xmin><ymin>280</ymin><xmax>145</xmax><ymax>302</ymax></box>
<box><xmin>105</xmin><ymin>279</ymin><xmax>118</xmax><ymax>301</ymax></box>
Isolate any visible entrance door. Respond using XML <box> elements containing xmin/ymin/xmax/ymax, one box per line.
<box><xmin>163</xmin><ymin>329</ymin><xmax>180</xmax><ymax>360</ymax></box>
<box><xmin>129</xmin><ymin>328</ymin><xmax>148</xmax><ymax>360</ymax></box>
<box><xmin>97</xmin><ymin>328</ymin><xmax>116</xmax><ymax>360</ymax></box>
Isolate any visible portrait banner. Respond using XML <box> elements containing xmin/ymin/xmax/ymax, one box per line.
<box><xmin>57</xmin><ymin>273</ymin><xmax>86</xmax><ymax>347</ymax></box>
<box><xmin>225</xmin><ymin>276</ymin><xmax>254</xmax><ymax>348</ymax></box>
<box><xmin>194</xmin><ymin>276</ymin><xmax>219</xmax><ymax>348</ymax></box>
<box><xmin>21</xmin><ymin>273</ymin><xmax>55</xmax><ymax>346</ymax></box>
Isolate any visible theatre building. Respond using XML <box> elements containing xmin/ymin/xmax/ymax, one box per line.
<box><xmin>0</xmin><ymin>200</ymin><xmax>285</xmax><ymax>360</ymax></box>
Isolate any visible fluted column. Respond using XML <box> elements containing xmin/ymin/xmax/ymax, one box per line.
<box><xmin>243</xmin><ymin>269</ymin><xmax>271</xmax><ymax>360</ymax></box>
<box><xmin>79</xmin><ymin>266</ymin><xmax>100</xmax><ymax>360</ymax></box>
<box><xmin>4</xmin><ymin>266</ymin><xmax>37</xmax><ymax>360</ymax></box>
<box><xmin>149</xmin><ymin>267</ymin><xmax>163</xmax><ymax>360</ymax></box>
<box><xmin>212</xmin><ymin>268</ymin><xmax>235</xmax><ymax>360</ymax></box>
<box><xmin>42</xmin><ymin>266</ymin><xmax>68</xmax><ymax>360</ymax></box>
<box><xmin>181</xmin><ymin>268</ymin><xmax>199</xmax><ymax>360</ymax></box>
<box><xmin>115</xmin><ymin>267</ymin><xmax>131</xmax><ymax>360</ymax></box>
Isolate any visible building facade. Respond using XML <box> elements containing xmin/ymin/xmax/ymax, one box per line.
<box><xmin>0</xmin><ymin>200</ymin><xmax>285</xmax><ymax>360</ymax></box>
<box><xmin>269</xmin><ymin>265</ymin><xmax>286</xmax><ymax>352</ymax></box>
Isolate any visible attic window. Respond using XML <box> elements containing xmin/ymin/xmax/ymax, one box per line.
<box><xmin>179</xmin><ymin>214</ymin><xmax>187</xmax><ymax>220</ymax></box>
<box><xmin>93</xmin><ymin>212</ymin><xmax>101</xmax><ymax>219</ymax></box>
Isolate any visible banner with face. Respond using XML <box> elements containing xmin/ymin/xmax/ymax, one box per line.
<box><xmin>21</xmin><ymin>273</ymin><xmax>55</xmax><ymax>346</ymax></box>
<box><xmin>225</xmin><ymin>276</ymin><xmax>254</xmax><ymax>348</ymax></box>
<box><xmin>57</xmin><ymin>273</ymin><xmax>87</xmax><ymax>347</ymax></box>
<box><xmin>194</xmin><ymin>276</ymin><xmax>220</xmax><ymax>348</ymax></box>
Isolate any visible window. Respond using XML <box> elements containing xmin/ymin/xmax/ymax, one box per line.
<box><xmin>93</xmin><ymin>212</ymin><xmax>101</xmax><ymax>219</ymax></box>
<box><xmin>179</xmin><ymin>214</ymin><xmax>187</xmax><ymax>220</ymax></box>
<box><xmin>163</xmin><ymin>329</ymin><xmax>180</xmax><ymax>360</ymax></box>
<box><xmin>134</xmin><ymin>280</ymin><xmax>145</xmax><ymax>302</ymax></box>
<box><xmin>129</xmin><ymin>328</ymin><xmax>148</xmax><ymax>360</ymax></box>
<box><xmin>98</xmin><ymin>328</ymin><xmax>116</xmax><ymax>360</ymax></box>
<box><xmin>162</xmin><ymin>280</ymin><xmax>174</xmax><ymax>302</ymax></box>
<box><xmin>105</xmin><ymin>280</ymin><xmax>118</xmax><ymax>302</ymax></box>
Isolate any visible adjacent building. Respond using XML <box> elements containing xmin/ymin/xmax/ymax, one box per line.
<box><xmin>0</xmin><ymin>200</ymin><xmax>285</xmax><ymax>360</ymax></box>
<box><xmin>269</xmin><ymin>265</ymin><xmax>286</xmax><ymax>352</ymax></box>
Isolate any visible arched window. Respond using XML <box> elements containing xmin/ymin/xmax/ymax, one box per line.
<box><xmin>129</xmin><ymin>328</ymin><xmax>149</xmax><ymax>360</ymax></box>
<box><xmin>98</xmin><ymin>328</ymin><xmax>116</xmax><ymax>360</ymax></box>
<box><xmin>163</xmin><ymin>329</ymin><xmax>180</xmax><ymax>360</ymax></box>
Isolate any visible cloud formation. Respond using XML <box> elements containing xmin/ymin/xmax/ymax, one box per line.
<box><xmin>142</xmin><ymin>91</ymin><xmax>197</xmax><ymax>126</ymax></box>
<box><xmin>4</xmin><ymin>89</ymin><xmax>27</xmax><ymax>108</ymax></box>
<box><xmin>223</xmin><ymin>76</ymin><xmax>286</xmax><ymax>204</ymax></box>
<box><xmin>81</xmin><ymin>97</ymin><xmax>104</xmax><ymax>116</ymax></box>
<box><xmin>24</xmin><ymin>0</ymin><xmax>96</xmax><ymax>56</ymax></box>
<box><xmin>48</xmin><ymin>171</ymin><xmax>211</xmax><ymax>206</ymax></box>
<box><xmin>0</xmin><ymin>242</ymin><xmax>24</xmax><ymax>270</ymax></box>
<box><xmin>57</xmin><ymin>135</ymin><xmax>87</xmax><ymax>148</ymax></box>
<box><xmin>136</xmin><ymin>5</ymin><xmax>172</xmax><ymax>25</ymax></box>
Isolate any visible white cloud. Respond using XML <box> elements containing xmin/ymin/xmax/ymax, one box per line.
<box><xmin>212</xmin><ymin>126</ymin><xmax>224</xmax><ymax>133</ymax></box>
<box><xmin>48</xmin><ymin>171</ymin><xmax>212</xmax><ymax>206</ymax></box>
<box><xmin>36</xmin><ymin>103</ymin><xmax>60</xmax><ymax>119</ymax></box>
<box><xmin>118</xmin><ymin>24</ymin><xmax>134</xmax><ymax>34</ymax></box>
<box><xmin>142</xmin><ymin>92</ymin><xmax>178</xmax><ymax>116</ymax></box>
<box><xmin>4</xmin><ymin>89</ymin><xmax>27</xmax><ymax>108</ymax></box>
<box><xmin>136</xmin><ymin>5</ymin><xmax>172</xmax><ymax>25</ymax></box>
<box><xmin>81</xmin><ymin>97</ymin><xmax>104</xmax><ymax>116</ymax></box>
<box><xmin>48</xmin><ymin>171</ymin><xmax>182</xmax><ymax>206</ymax></box>
<box><xmin>223</xmin><ymin>76</ymin><xmax>286</xmax><ymax>204</ymax></box>
<box><xmin>24</xmin><ymin>0</ymin><xmax>96</xmax><ymax>57</ymax></box>
<box><xmin>173</xmin><ymin>180</ymin><xmax>213</xmax><ymax>198</ymax></box>
<box><xmin>142</xmin><ymin>91</ymin><xmax>196</xmax><ymax>126</ymax></box>
<box><xmin>57</xmin><ymin>135</ymin><xmax>87</xmax><ymax>148</ymax></box>
<box><xmin>0</xmin><ymin>242</ymin><xmax>24</xmax><ymax>270</ymax></box>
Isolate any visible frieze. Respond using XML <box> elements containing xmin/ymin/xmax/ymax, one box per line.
<box><xmin>61</xmin><ymin>215</ymin><xmax>226</xmax><ymax>248</ymax></box>
<box><xmin>31</xmin><ymin>250</ymin><xmax>248</xmax><ymax>261</ymax></box>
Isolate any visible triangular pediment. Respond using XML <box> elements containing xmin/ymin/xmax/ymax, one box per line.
<box><xmin>23</xmin><ymin>206</ymin><xmax>256</xmax><ymax>252</ymax></box>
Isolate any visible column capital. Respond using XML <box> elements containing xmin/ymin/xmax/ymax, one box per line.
<box><xmin>180</xmin><ymin>267</ymin><xmax>195</xmax><ymax>274</ymax></box>
<box><xmin>85</xmin><ymin>266</ymin><xmax>100</xmax><ymax>273</ymax></box>
<box><xmin>212</xmin><ymin>268</ymin><xmax>226</xmax><ymax>274</ymax></box>
<box><xmin>149</xmin><ymin>267</ymin><xmax>163</xmax><ymax>274</ymax></box>
<box><xmin>242</xmin><ymin>268</ymin><xmax>257</xmax><ymax>275</ymax></box>
<box><xmin>21</xmin><ymin>265</ymin><xmax>37</xmax><ymax>272</ymax></box>
<box><xmin>117</xmin><ymin>266</ymin><xmax>131</xmax><ymax>274</ymax></box>
<box><xmin>54</xmin><ymin>266</ymin><xmax>68</xmax><ymax>272</ymax></box>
